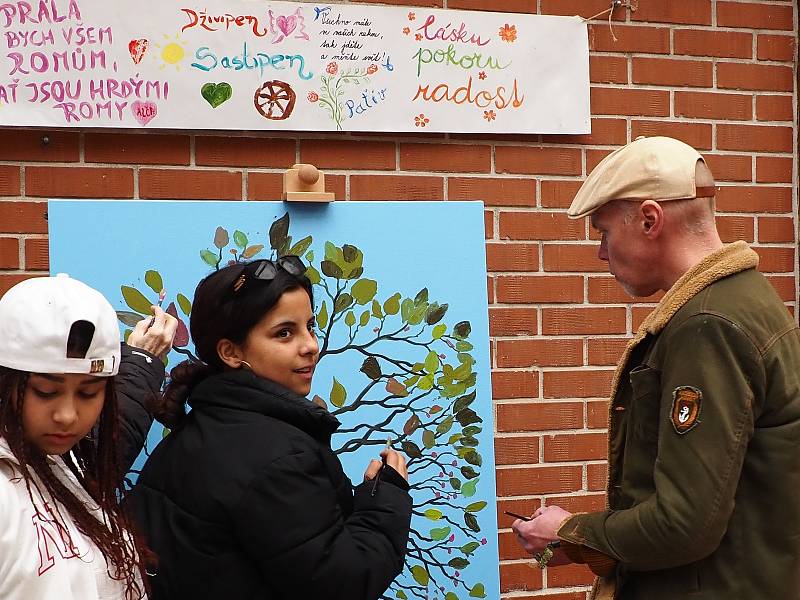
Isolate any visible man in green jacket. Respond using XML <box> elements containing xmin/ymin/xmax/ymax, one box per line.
<box><xmin>512</xmin><ymin>136</ymin><xmax>800</xmax><ymax>599</ymax></box>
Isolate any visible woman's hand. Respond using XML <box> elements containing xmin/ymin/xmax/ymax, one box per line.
<box><xmin>363</xmin><ymin>448</ymin><xmax>408</xmax><ymax>482</ymax></box>
<box><xmin>127</xmin><ymin>306</ymin><xmax>178</xmax><ymax>360</ymax></box>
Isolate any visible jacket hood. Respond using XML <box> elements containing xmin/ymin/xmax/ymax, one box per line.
<box><xmin>189</xmin><ymin>369</ymin><xmax>341</xmax><ymax>443</ymax></box>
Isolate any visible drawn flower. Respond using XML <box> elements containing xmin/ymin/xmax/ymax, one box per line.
<box><xmin>408</xmin><ymin>11</ymin><xmax>416</xmax><ymax>20</ymax></box>
<box><xmin>499</xmin><ymin>23</ymin><xmax>517</xmax><ymax>43</ymax></box>
<box><xmin>367</xmin><ymin>63</ymin><xmax>378</xmax><ymax>74</ymax></box>
<box><xmin>415</xmin><ymin>33</ymin><xmax>423</xmax><ymax>41</ymax></box>
<box><xmin>414</xmin><ymin>113</ymin><xmax>429</xmax><ymax>127</ymax></box>
<box><xmin>478</xmin><ymin>71</ymin><xmax>487</xmax><ymax>80</ymax></box>
<box><xmin>307</xmin><ymin>91</ymin><xmax>319</xmax><ymax>102</ymax></box>
<box><xmin>326</xmin><ymin>61</ymin><xmax>338</xmax><ymax>75</ymax></box>
<box><xmin>402</xmin><ymin>26</ymin><xmax>410</xmax><ymax>35</ymax></box>
<box><xmin>483</xmin><ymin>110</ymin><xmax>496</xmax><ymax>122</ymax></box>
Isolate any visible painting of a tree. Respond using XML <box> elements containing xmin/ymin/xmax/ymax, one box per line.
<box><xmin>50</xmin><ymin>200</ymin><xmax>498</xmax><ymax>600</ymax></box>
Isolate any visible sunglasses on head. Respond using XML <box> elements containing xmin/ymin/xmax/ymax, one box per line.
<box><xmin>232</xmin><ymin>255</ymin><xmax>306</xmax><ymax>293</ymax></box>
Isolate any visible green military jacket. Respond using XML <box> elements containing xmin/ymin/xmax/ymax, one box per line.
<box><xmin>558</xmin><ymin>242</ymin><xmax>800</xmax><ymax>599</ymax></box>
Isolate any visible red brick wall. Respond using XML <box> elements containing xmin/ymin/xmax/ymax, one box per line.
<box><xmin>0</xmin><ymin>1</ymin><xmax>796</xmax><ymax>597</ymax></box>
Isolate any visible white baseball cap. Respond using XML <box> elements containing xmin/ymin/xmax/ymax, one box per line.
<box><xmin>0</xmin><ymin>274</ymin><xmax>120</xmax><ymax>376</ymax></box>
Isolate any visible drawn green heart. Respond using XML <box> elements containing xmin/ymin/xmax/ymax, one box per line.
<box><xmin>201</xmin><ymin>82</ymin><xmax>232</xmax><ymax>108</ymax></box>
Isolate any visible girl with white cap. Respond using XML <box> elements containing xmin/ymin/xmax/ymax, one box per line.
<box><xmin>0</xmin><ymin>274</ymin><xmax>176</xmax><ymax>599</ymax></box>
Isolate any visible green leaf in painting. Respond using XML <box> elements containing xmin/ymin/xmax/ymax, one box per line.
<box><xmin>144</xmin><ymin>270</ymin><xmax>163</xmax><ymax>294</ymax></box>
<box><xmin>116</xmin><ymin>311</ymin><xmax>143</xmax><ymax>327</ymax></box>
<box><xmin>469</xmin><ymin>583</ymin><xmax>487</xmax><ymax>598</ymax></box>
<box><xmin>213</xmin><ymin>226</ymin><xmax>229</xmax><ymax>249</ymax></box>
<box><xmin>430</xmin><ymin>526</ymin><xmax>451</xmax><ymax>541</ymax></box>
<box><xmin>400</xmin><ymin>298</ymin><xmax>413</xmax><ymax>322</ymax></box>
<box><xmin>456</xmin><ymin>408</ymin><xmax>482</xmax><ymax>427</ymax></box>
<box><xmin>329</xmin><ymin>378</ymin><xmax>346</xmax><ymax>408</ymax></box>
<box><xmin>351</xmin><ymin>279</ymin><xmax>378</xmax><ymax>304</ymax></box>
<box><xmin>461</xmin><ymin>477</ymin><xmax>479</xmax><ymax>498</ymax></box>
<box><xmin>121</xmin><ymin>286</ymin><xmax>153</xmax><ymax>315</ymax></box>
<box><xmin>359</xmin><ymin>310</ymin><xmax>370</xmax><ymax>327</ymax></box>
<box><xmin>466</xmin><ymin>501</ymin><xmax>487</xmax><ymax>513</ymax></box>
<box><xmin>396</xmin><ymin>591</ymin><xmax>408</xmax><ymax>600</ymax></box>
<box><xmin>269</xmin><ymin>213</ymin><xmax>290</xmax><ymax>251</ymax></box>
<box><xmin>233</xmin><ymin>230</ymin><xmax>248</xmax><ymax>249</ymax></box>
<box><xmin>464</xmin><ymin>450</ymin><xmax>483</xmax><ymax>467</ymax></box>
<box><xmin>344</xmin><ymin>311</ymin><xmax>355</xmax><ymax>327</ymax></box>
<box><xmin>461</xmin><ymin>541</ymin><xmax>480</xmax><ymax>555</ymax></box>
<box><xmin>317</xmin><ymin>301</ymin><xmax>329</xmax><ymax>329</ymax></box>
<box><xmin>461</xmin><ymin>510</ymin><xmax>481</xmax><ymax>533</ymax></box>
<box><xmin>383</xmin><ymin>293</ymin><xmax>400</xmax><ymax>315</ymax></box>
<box><xmin>432</xmin><ymin>323</ymin><xmax>447</xmax><ymax>339</ymax></box>
<box><xmin>333</xmin><ymin>293</ymin><xmax>353</xmax><ymax>313</ymax></box>
<box><xmin>454</xmin><ymin>391</ymin><xmax>476</xmax><ymax>414</ymax></box>
<box><xmin>449</xmin><ymin>477</ymin><xmax>461</xmax><ymax>490</ymax></box>
<box><xmin>371</xmin><ymin>299</ymin><xmax>383</xmax><ymax>318</ymax></box>
<box><xmin>200</xmin><ymin>249</ymin><xmax>219</xmax><ymax>267</ymax></box>
<box><xmin>288</xmin><ymin>235</ymin><xmax>312</xmax><ymax>257</ymax></box>
<box><xmin>436</xmin><ymin>417</ymin><xmax>454</xmax><ymax>435</ymax></box>
<box><xmin>414</xmin><ymin>287</ymin><xmax>429</xmax><ymax>304</ymax></box>
<box><xmin>448</xmin><ymin>557</ymin><xmax>469</xmax><ymax>569</ymax></box>
<box><xmin>460</xmin><ymin>465</ymin><xmax>479</xmax><ymax>479</ymax></box>
<box><xmin>305</xmin><ymin>266</ymin><xmax>321</xmax><ymax>285</ymax></box>
<box><xmin>422</xmin><ymin>429</ymin><xmax>435</xmax><ymax>449</ymax></box>
<box><xmin>177</xmin><ymin>293</ymin><xmax>192</xmax><ymax>316</ymax></box>
<box><xmin>445</xmin><ymin>593</ymin><xmax>459</xmax><ymax>600</ymax></box>
<box><xmin>410</xmin><ymin>565</ymin><xmax>429</xmax><ymax>586</ymax></box>
<box><xmin>321</xmin><ymin>260</ymin><xmax>344</xmax><ymax>279</ymax></box>
<box><xmin>424</xmin><ymin>350</ymin><xmax>439</xmax><ymax>374</ymax></box>
<box><xmin>424</xmin><ymin>508</ymin><xmax>443</xmax><ymax>521</ymax></box>
<box><xmin>401</xmin><ymin>441</ymin><xmax>422</xmax><ymax>458</ymax></box>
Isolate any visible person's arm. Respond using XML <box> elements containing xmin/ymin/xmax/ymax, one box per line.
<box><xmin>232</xmin><ymin>448</ymin><xmax>412</xmax><ymax>600</ymax></box>
<box><xmin>115</xmin><ymin>307</ymin><xmax>177</xmax><ymax>474</ymax></box>
<box><xmin>557</xmin><ymin>314</ymin><xmax>763</xmax><ymax>571</ymax></box>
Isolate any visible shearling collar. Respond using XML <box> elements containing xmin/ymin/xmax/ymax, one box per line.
<box><xmin>608</xmin><ymin>240</ymin><xmax>759</xmax><ymax>409</ymax></box>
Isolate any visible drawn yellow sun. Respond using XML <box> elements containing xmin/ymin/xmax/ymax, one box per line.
<box><xmin>154</xmin><ymin>34</ymin><xmax>187</xmax><ymax>70</ymax></box>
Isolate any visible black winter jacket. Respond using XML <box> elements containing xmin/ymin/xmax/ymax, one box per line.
<box><xmin>116</xmin><ymin>343</ymin><xmax>167</xmax><ymax>473</ymax></box>
<box><xmin>127</xmin><ymin>370</ymin><xmax>413</xmax><ymax>600</ymax></box>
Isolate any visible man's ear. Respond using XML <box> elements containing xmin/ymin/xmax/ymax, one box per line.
<box><xmin>639</xmin><ymin>200</ymin><xmax>664</xmax><ymax>238</ymax></box>
<box><xmin>217</xmin><ymin>338</ymin><xmax>244</xmax><ymax>369</ymax></box>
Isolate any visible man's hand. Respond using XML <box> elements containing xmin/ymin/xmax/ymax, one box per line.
<box><xmin>512</xmin><ymin>505</ymin><xmax>574</xmax><ymax>566</ymax></box>
<box><xmin>127</xmin><ymin>306</ymin><xmax>178</xmax><ymax>360</ymax></box>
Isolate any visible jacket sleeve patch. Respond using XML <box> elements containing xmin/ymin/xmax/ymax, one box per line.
<box><xmin>671</xmin><ymin>386</ymin><xmax>702</xmax><ymax>434</ymax></box>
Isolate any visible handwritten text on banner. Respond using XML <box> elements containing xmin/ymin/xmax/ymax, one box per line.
<box><xmin>0</xmin><ymin>0</ymin><xmax>590</xmax><ymax>133</ymax></box>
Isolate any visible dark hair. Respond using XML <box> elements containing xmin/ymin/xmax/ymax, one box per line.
<box><xmin>153</xmin><ymin>260</ymin><xmax>314</xmax><ymax>428</ymax></box>
<box><xmin>0</xmin><ymin>369</ymin><xmax>150</xmax><ymax>599</ymax></box>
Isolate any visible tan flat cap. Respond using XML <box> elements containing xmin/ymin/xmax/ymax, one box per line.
<box><xmin>567</xmin><ymin>136</ymin><xmax>715</xmax><ymax>219</ymax></box>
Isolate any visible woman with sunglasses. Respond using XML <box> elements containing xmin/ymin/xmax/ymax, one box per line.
<box><xmin>127</xmin><ymin>256</ymin><xmax>413</xmax><ymax>600</ymax></box>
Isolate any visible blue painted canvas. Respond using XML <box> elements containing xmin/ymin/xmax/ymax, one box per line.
<box><xmin>49</xmin><ymin>200</ymin><xmax>498</xmax><ymax>600</ymax></box>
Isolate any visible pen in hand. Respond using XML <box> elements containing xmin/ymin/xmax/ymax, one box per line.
<box><xmin>504</xmin><ymin>510</ymin><xmax>532</xmax><ymax>521</ymax></box>
<box><xmin>145</xmin><ymin>289</ymin><xmax>166</xmax><ymax>331</ymax></box>
<box><xmin>370</xmin><ymin>436</ymin><xmax>392</xmax><ymax>497</ymax></box>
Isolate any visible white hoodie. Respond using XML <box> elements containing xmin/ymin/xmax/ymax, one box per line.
<box><xmin>0</xmin><ymin>437</ymin><xmax>145</xmax><ymax>599</ymax></box>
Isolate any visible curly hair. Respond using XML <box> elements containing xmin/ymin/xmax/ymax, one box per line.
<box><xmin>0</xmin><ymin>367</ymin><xmax>151</xmax><ymax>599</ymax></box>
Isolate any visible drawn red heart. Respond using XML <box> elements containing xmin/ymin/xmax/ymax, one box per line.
<box><xmin>128</xmin><ymin>38</ymin><xmax>148</xmax><ymax>64</ymax></box>
<box><xmin>276</xmin><ymin>15</ymin><xmax>297</xmax><ymax>37</ymax></box>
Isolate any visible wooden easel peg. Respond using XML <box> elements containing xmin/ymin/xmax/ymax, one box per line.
<box><xmin>282</xmin><ymin>163</ymin><xmax>335</xmax><ymax>202</ymax></box>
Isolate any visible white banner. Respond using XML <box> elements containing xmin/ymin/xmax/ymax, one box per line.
<box><xmin>0</xmin><ymin>0</ymin><xmax>590</xmax><ymax>133</ymax></box>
